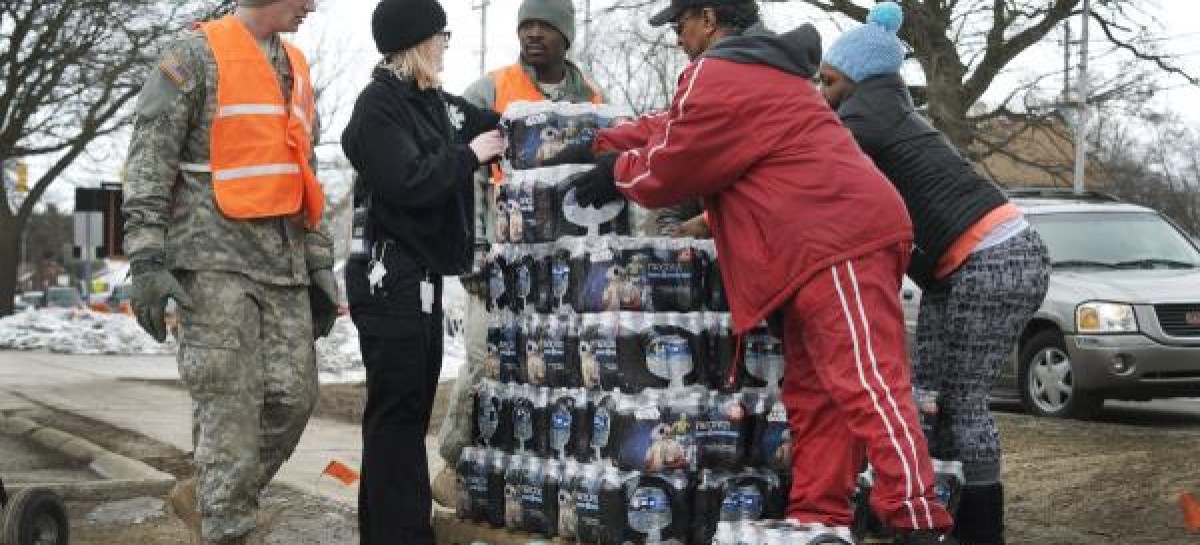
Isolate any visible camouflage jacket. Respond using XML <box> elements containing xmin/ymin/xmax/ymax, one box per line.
<box><xmin>123</xmin><ymin>29</ymin><xmax>333</xmax><ymax>286</ymax></box>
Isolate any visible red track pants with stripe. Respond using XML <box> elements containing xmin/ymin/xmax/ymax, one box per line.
<box><xmin>781</xmin><ymin>243</ymin><xmax>954</xmax><ymax>531</ymax></box>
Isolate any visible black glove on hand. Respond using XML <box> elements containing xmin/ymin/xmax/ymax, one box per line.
<box><xmin>541</xmin><ymin>143</ymin><xmax>596</xmax><ymax>167</ymax></box>
<box><xmin>131</xmin><ymin>265</ymin><xmax>192</xmax><ymax>343</ymax></box>
<box><xmin>309</xmin><ymin>268</ymin><xmax>339</xmax><ymax>339</ymax></box>
<box><xmin>570</xmin><ymin>151</ymin><xmax>621</xmax><ymax>208</ymax></box>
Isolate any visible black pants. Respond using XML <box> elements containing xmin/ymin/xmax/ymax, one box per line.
<box><xmin>356</xmin><ymin>311</ymin><xmax>443</xmax><ymax>545</ymax></box>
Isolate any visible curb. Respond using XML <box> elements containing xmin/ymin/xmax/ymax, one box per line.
<box><xmin>0</xmin><ymin>414</ymin><xmax>176</xmax><ymax>499</ymax></box>
<box><xmin>1</xmin><ymin>480</ymin><xmax>176</xmax><ymax>502</ymax></box>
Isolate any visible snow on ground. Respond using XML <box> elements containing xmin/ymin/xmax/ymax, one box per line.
<box><xmin>0</xmin><ymin>308</ymin><xmax>176</xmax><ymax>355</ymax></box>
<box><xmin>1</xmin><ymin>279</ymin><xmax>470</xmax><ymax>384</ymax></box>
<box><xmin>316</xmin><ymin>279</ymin><xmax>467</xmax><ymax>383</ymax></box>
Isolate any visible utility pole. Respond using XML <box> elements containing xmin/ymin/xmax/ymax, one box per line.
<box><xmin>582</xmin><ymin>0</ymin><xmax>592</xmax><ymax>71</ymax></box>
<box><xmin>474</xmin><ymin>0</ymin><xmax>490</xmax><ymax>76</ymax></box>
<box><xmin>1062</xmin><ymin>21</ymin><xmax>1071</xmax><ymax>100</ymax></box>
<box><xmin>1072</xmin><ymin>0</ymin><xmax>1091</xmax><ymax>195</ymax></box>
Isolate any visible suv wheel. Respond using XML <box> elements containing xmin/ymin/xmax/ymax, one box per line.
<box><xmin>1018</xmin><ymin>330</ymin><xmax>1103</xmax><ymax>419</ymax></box>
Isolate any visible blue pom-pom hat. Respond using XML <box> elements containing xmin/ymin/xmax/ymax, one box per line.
<box><xmin>823</xmin><ymin>2</ymin><xmax>906</xmax><ymax>82</ymax></box>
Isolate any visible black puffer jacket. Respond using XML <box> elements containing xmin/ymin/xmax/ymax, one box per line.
<box><xmin>837</xmin><ymin>74</ymin><xmax>1008</xmax><ymax>288</ymax></box>
<box><xmin>342</xmin><ymin>67</ymin><xmax>501</xmax><ymax>276</ymax></box>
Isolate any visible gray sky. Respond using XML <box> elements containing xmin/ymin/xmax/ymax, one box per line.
<box><xmin>297</xmin><ymin>0</ymin><xmax>1200</xmax><ymax>121</ymax></box>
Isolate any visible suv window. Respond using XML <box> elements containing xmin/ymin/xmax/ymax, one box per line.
<box><xmin>1028</xmin><ymin>211</ymin><xmax>1200</xmax><ymax>269</ymax></box>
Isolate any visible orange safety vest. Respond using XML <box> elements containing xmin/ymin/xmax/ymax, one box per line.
<box><xmin>490</xmin><ymin>64</ymin><xmax>603</xmax><ymax>183</ymax></box>
<box><xmin>184</xmin><ymin>15</ymin><xmax>324</xmax><ymax>227</ymax></box>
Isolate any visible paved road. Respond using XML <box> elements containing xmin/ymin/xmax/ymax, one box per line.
<box><xmin>0</xmin><ymin>350</ymin><xmax>411</xmax><ymax>507</ymax></box>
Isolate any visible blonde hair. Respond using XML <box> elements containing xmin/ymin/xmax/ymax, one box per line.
<box><xmin>384</xmin><ymin>35</ymin><xmax>442</xmax><ymax>90</ymax></box>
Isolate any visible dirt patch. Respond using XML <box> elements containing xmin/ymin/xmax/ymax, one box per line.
<box><xmin>999</xmin><ymin>410</ymin><xmax>1200</xmax><ymax>544</ymax></box>
<box><xmin>66</xmin><ymin>484</ymin><xmax>358</xmax><ymax>545</ymax></box>
<box><xmin>313</xmin><ymin>382</ymin><xmax>366</xmax><ymax>424</ymax></box>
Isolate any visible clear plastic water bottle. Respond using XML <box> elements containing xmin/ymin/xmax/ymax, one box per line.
<box><xmin>712</xmin><ymin>521</ymin><xmax>736</xmax><ymax>545</ymax></box>
<box><xmin>729</xmin><ymin>518</ymin><xmax>748</xmax><ymax>545</ymax></box>
<box><xmin>763</xmin><ymin>522</ymin><xmax>787</xmax><ymax>545</ymax></box>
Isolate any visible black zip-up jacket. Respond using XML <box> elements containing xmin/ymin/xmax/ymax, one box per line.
<box><xmin>836</xmin><ymin>74</ymin><xmax>1009</xmax><ymax>288</ymax></box>
<box><xmin>342</xmin><ymin>67</ymin><xmax>501</xmax><ymax>276</ymax></box>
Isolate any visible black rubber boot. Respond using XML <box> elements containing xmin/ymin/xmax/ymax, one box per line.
<box><xmin>952</xmin><ymin>483</ymin><xmax>1005</xmax><ymax>545</ymax></box>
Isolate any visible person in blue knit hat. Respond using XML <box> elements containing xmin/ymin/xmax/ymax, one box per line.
<box><xmin>820</xmin><ymin>4</ymin><xmax>1051</xmax><ymax>545</ymax></box>
<box><xmin>822</xmin><ymin>1</ymin><xmax>907</xmax><ymax>83</ymax></box>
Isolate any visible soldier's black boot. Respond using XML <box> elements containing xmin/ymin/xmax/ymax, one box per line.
<box><xmin>952</xmin><ymin>482</ymin><xmax>1005</xmax><ymax>545</ymax></box>
<box><xmin>893</xmin><ymin>530</ymin><xmax>959</xmax><ymax>545</ymax></box>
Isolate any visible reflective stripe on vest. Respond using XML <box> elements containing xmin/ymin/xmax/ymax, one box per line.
<box><xmin>199</xmin><ymin>15</ymin><xmax>325</xmax><ymax>227</ymax></box>
<box><xmin>217</xmin><ymin>104</ymin><xmax>288</xmax><ymax>117</ymax></box>
<box><xmin>489</xmin><ymin>64</ymin><xmax>603</xmax><ymax>184</ymax></box>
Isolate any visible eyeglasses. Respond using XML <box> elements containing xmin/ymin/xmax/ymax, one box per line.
<box><xmin>438</xmin><ymin>31</ymin><xmax>452</xmax><ymax>42</ymax></box>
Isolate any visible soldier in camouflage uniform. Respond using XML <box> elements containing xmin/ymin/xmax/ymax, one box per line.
<box><xmin>122</xmin><ymin>1</ymin><xmax>334</xmax><ymax>543</ymax></box>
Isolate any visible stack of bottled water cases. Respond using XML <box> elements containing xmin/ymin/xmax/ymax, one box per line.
<box><xmin>458</xmin><ymin>102</ymin><xmax>797</xmax><ymax>545</ymax></box>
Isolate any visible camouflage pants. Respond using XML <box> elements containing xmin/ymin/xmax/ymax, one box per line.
<box><xmin>436</xmin><ymin>293</ymin><xmax>486</xmax><ymax>464</ymax></box>
<box><xmin>176</xmin><ymin>271</ymin><xmax>318</xmax><ymax>542</ymax></box>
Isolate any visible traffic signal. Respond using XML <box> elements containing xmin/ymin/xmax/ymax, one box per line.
<box><xmin>15</xmin><ymin>161</ymin><xmax>27</xmax><ymax>193</ymax></box>
<box><xmin>74</xmin><ymin>184</ymin><xmax>125</xmax><ymax>259</ymax></box>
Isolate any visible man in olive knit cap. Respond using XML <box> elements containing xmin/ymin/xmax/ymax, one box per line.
<box><xmin>433</xmin><ymin>0</ymin><xmax>607</xmax><ymax>506</ymax></box>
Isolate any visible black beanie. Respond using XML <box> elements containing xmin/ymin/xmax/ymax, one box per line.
<box><xmin>372</xmin><ymin>0</ymin><xmax>447</xmax><ymax>55</ymax></box>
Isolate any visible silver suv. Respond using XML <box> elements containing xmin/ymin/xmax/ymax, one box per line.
<box><xmin>902</xmin><ymin>189</ymin><xmax>1200</xmax><ymax>419</ymax></box>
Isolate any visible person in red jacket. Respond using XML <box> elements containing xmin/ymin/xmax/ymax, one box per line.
<box><xmin>571</xmin><ymin>2</ymin><xmax>956</xmax><ymax>544</ymax></box>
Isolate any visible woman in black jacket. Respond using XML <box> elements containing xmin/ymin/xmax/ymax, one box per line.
<box><xmin>341</xmin><ymin>1</ymin><xmax>504</xmax><ymax>543</ymax></box>
<box><xmin>819</xmin><ymin>4</ymin><xmax>1050</xmax><ymax>545</ymax></box>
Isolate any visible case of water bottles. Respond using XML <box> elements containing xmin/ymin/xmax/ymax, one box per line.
<box><xmin>459</xmin><ymin>101</ymin><xmax>798</xmax><ymax>544</ymax></box>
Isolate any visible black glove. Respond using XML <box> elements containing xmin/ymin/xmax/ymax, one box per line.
<box><xmin>541</xmin><ymin>143</ymin><xmax>596</xmax><ymax>167</ymax></box>
<box><xmin>130</xmin><ymin>263</ymin><xmax>192</xmax><ymax>343</ymax></box>
<box><xmin>309</xmin><ymin>268</ymin><xmax>339</xmax><ymax>339</ymax></box>
<box><xmin>570</xmin><ymin>152</ymin><xmax>621</xmax><ymax>208</ymax></box>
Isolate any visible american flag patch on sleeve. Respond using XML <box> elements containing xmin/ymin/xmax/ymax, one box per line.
<box><xmin>158</xmin><ymin>52</ymin><xmax>192</xmax><ymax>90</ymax></box>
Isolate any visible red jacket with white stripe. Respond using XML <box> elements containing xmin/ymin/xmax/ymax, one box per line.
<box><xmin>596</xmin><ymin>25</ymin><xmax>913</xmax><ymax>333</ymax></box>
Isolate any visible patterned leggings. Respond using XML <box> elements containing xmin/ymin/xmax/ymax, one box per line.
<box><xmin>913</xmin><ymin>228</ymin><xmax>1050</xmax><ymax>483</ymax></box>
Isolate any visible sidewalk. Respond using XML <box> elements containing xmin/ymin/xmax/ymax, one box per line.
<box><xmin>0</xmin><ymin>350</ymin><xmax>440</xmax><ymax>507</ymax></box>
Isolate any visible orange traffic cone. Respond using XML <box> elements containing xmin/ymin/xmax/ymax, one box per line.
<box><xmin>1181</xmin><ymin>491</ymin><xmax>1200</xmax><ymax>532</ymax></box>
<box><xmin>322</xmin><ymin>460</ymin><xmax>360</xmax><ymax>486</ymax></box>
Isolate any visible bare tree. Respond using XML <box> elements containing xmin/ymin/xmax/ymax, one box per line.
<box><xmin>1088</xmin><ymin>112</ymin><xmax>1200</xmax><ymax>234</ymax></box>
<box><xmin>0</xmin><ymin>0</ymin><xmax>224</xmax><ymax>317</ymax></box>
<box><xmin>601</xmin><ymin>1</ymin><xmax>1195</xmax><ymax>177</ymax></box>
<box><xmin>791</xmin><ymin>1</ymin><xmax>1194</xmax><ymax>164</ymax></box>
<box><xmin>581</xmin><ymin>6</ymin><xmax>688</xmax><ymax>114</ymax></box>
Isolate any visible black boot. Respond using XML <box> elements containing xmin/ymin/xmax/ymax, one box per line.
<box><xmin>893</xmin><ymin>529</ymin><xmax>959</xmax><ymax>544</ymax></box>
<box><xmin>952</xmin><ymin>483</ymin><xmax>1005</xmax><ymax>545</ymax></box>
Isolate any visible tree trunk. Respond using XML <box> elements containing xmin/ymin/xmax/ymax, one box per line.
<box><xmin>0</xmin><ymin>213</ymin><xmax>21</xmax><ymax>317</ymax></box>
<box><xmin>924</xmin><ymin>72</ymin><xmax>974</xmax><ymax>156</ymax></box>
